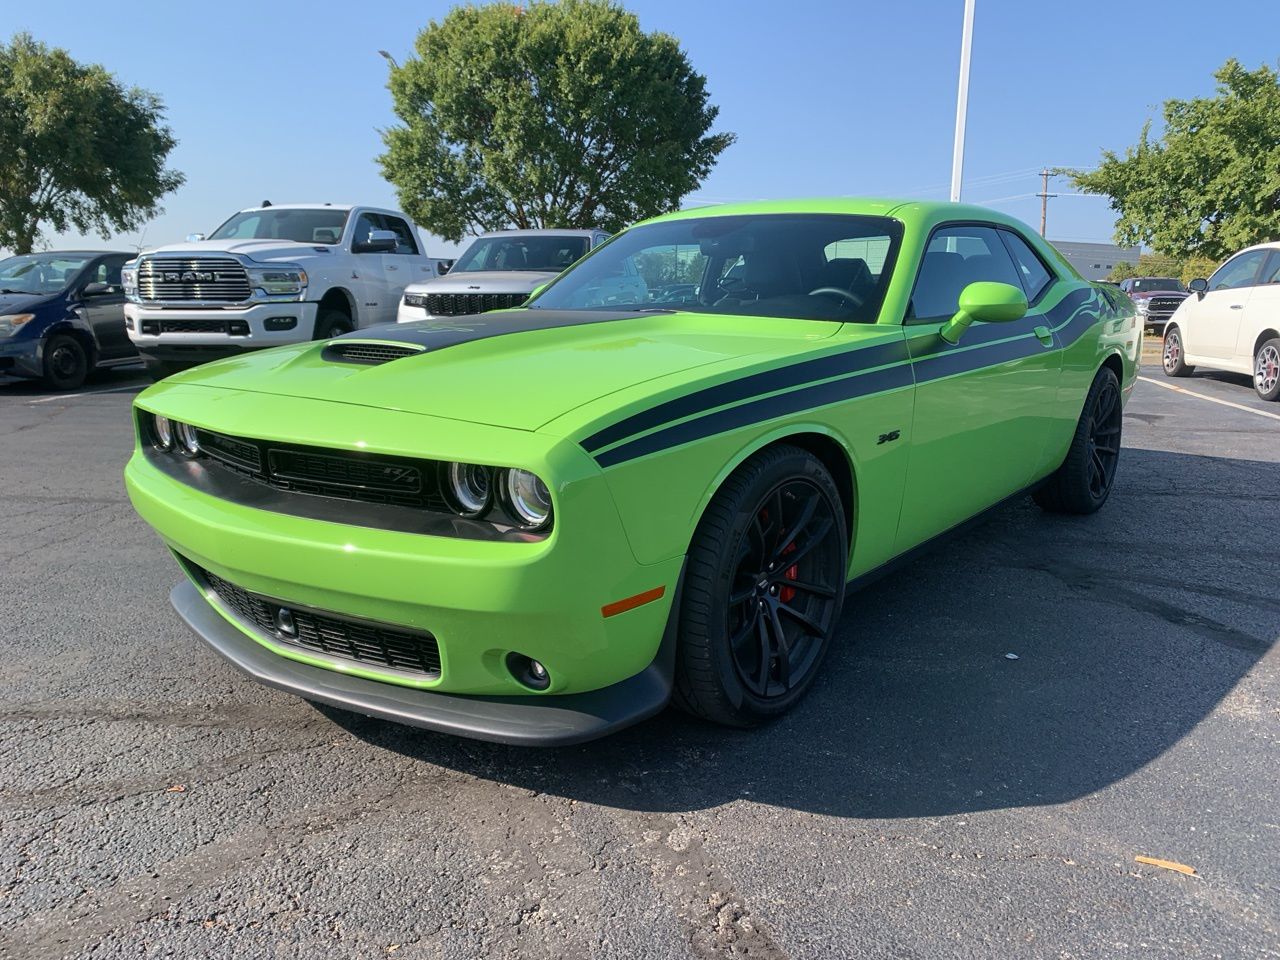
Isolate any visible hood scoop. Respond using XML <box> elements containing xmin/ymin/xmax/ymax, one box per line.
<box><xmin>322</xmin><ymin>341</ymin><xmax>426</xmax><ymax>366</ymax></box>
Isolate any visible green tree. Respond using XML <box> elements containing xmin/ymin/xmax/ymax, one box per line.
<box><xmin>0</xmin><ymin>34</ymin><xmax>183</xmax><ymax>254</ymax></box>
<box><xmin>380</xmin><ymin>0</ymin><xmax>735</xmax><ymax>242</ymax></box>
<box><xmin>1066</xmin><ymin>59</ymin><xmax>1280</xmax><ymax>262</ymax></box>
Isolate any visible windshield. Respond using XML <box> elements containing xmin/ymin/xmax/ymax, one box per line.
<box><xmin>0</xmin><ymin>253</ymin><xmax>95</xmax><ymax>295</ymax></box>
<box><xmin>452</xmin><ymin>235</ymin><xmax>591</xmax><ymax>273</ymax></box>
<box><xmin>1131</xmin><ymin>277</ymin><xmax>1184</xmax><ymax>292</ymax></box>
<box><xmin>208</xmin><ymin>208</ymin><xmax>350</xmax><ymax>245</ymax></box>
<box><xmin>529</xmin><ymin>214</ymin><xmax>903</xmax><ymax>323</ymax></box>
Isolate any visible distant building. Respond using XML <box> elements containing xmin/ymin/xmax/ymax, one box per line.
<box><xmin>1048</xmin><ymin>240</ymin><xmax>1140</xmax><ymax>281</ymax></box>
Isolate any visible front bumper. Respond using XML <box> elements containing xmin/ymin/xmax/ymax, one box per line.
<box><xmin>126</xmin><ymin>301</ymin><xmax>320</xmax><ymax>353</ymax></box>
<box><xmin>0</xmin><ymin>337</ymin><xmax>42</xmax><ymax>378</ymax></box>
<box><xmin>171</xmin><ymin>577</ymin><xmax>677</xmax><ymax>745</ymax></box>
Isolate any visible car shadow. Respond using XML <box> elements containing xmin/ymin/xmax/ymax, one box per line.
<box><xmin>319</xmin><ymin>447</ymin><xmax>1277</xmax><ymax>819</ymax></box>
<box><xmin>0</xmin><ymin>363</ymin><xmax>149</xmax><ymax>397</ymax></box>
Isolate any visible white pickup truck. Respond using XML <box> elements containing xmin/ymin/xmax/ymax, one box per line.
<box><xmin>123</xmin><ymin>204</ymin><xmax>446</xmax><ymax>377</ymax></box>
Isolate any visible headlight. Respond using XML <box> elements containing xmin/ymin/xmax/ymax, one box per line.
<box><xmin>0</xmin><ymin>314</ymin><xmax>35</xmax><ymax>337</ymax></box>
<box><xmin>121</xmin><ymin>263</ymin><xmax>139</xmax><ymax>302</ymax></box>
<box><xmin>403</xmin><ymin>293</ymin><xmax>427</xmax><ymax>308</ymax></box>
<box><xmin>175</xmin><ymin>422</ymin><xmax>202</xmax><ymax>457</ymax></box>
<box><xmin>151</xmin><ymin>415</ymin><xmax>173</xmax><ymax>451</ymax></box>
<box><xmin>247</xmin><ymin>264</ymin><xmax>308</xmax><ymax>298</ymax></box>
<box><xmin>503</xmin><ymin>469</ymin><xmax>553</xmax><ymax>530</ymax></box>
<box><xmin>442</xmin><ymin>462</ymin><xmax>492</xmax><ymax>517</ymax></box>
<box><xmin>1134</xmin><ymin>299</ymin><xmax>1149</xmax><ymax>314</ymax></box>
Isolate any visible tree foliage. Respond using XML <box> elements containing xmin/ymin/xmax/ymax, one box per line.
<box><xmin>380</xmin><ymin>0</ymin><xmax>735</xmax><ymax>242</ymax></box>
<box><xmin>1107</xmin><ymin>253</ymin><xmax>1218</xmax><ymax>286</ymax></box>
<box><xmin>0</xmin><ymin>33</ymin><xmax>184</xmax><ymax>254</ymax></box>
<box><xmin>1067</xmin><ymin>59</ymin><xmax>1280</xmax><ymax>262</ymax></box>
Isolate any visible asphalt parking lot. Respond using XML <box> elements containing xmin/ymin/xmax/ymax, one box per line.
<box><xmin>2</xmin><ymin>350</ymin><xmax>1277</xmax><ymax>960</ymax></box>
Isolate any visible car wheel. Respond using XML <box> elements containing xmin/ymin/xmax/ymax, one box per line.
<box><xmin>41</xmin><ymin>334</ymin><xmax>89</xmax><ymax>390</ymax></box>
<box><xmin>1162</xmin><ymin>325</ymin><xmax>1194</xmax><ymax>377</ymax></box>
<box><xmin>673</xmin><ymin>444</ymin><xmax>848</xmax><ymax>727</ymax></box>
<box><xmin>1034</xmin><ymin>366</ymin><xmax>1123</xmax><ymax>515</ymax></box>
<box><xmin>1254</xmin><ymin>338</ymin><xmax>1280</xmax><ymax>401</ymax></box>
<box><xmin>314</xmin><ymin>308</ymin><xmax>354</xmax><ymax>340</ymax></box>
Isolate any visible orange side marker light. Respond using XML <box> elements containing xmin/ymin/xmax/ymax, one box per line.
<box><xmin>601</xmin><ymin>586</ymin><xmax>666</xmax><ymax>618</ymax></box>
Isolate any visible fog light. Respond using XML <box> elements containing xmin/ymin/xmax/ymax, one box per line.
<box><xmin>264</xmin><ymin>316</ymin><xmax>297</xmax><ymax>331</ymax></box>
<box><xmin>141</xmin><ymin>320</ymin><xmax>159</xmax><ymax>335</ymax></box>
<box><xmin>175</xmin><ymin>422</ymin><xmax>201</xmax><ymax>457</ymax></box>
<box><xmin>506</xmin><ymin>652</ymin><xmax>551</xmax><ymax>691</ymax></box>
<box><xmin>228</xmin><ymin>320</ymin><xmax>250</xmax><ymax>336</ymax></box>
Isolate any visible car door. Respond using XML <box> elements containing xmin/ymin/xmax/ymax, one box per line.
<box><xmin>1239</xmin><ymin>251</ymin><xmax>1280</xmax><ymax>365</ymax></box>
<box><xmin>77</xmin><ymin>256</ymin><xmax>134</xmax><ymax>360</ymax></box>
<box><xmin>376</xmin><ymin>214</ymin><xmax>433</xmax><ymax>315</ymax></box>
<box><xmin>894</xmin><ymin>224</ymin><xmax>1065</xmax><ymax>554</ymax></box>
<box><xmin>347</xmin><ymin>210</ymin><xmax>391</xmax><ymax>328</ymax></box>
<box><xmin>1186</xmin><ymin>249</ymin><xmax>1268</xmax><ymax>360</ymax></box>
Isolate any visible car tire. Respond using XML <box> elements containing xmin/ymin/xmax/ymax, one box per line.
<box><xmin>1034</xmin><ymin>366</ymin><xmax>1123</xmax><ymax>515</ymax></box>
<box><xmin>1254</xmin><ymin>337</ymin><xmax>1280</xmax><ymax>401</ymax></box>
<box><xmin>41</xmin><ymin>334</ymin><xmax>89</xmax><ymax>390</ymax></box>
<box><xmin>314</xmin><ymin>308</ymin><xmax>354</xmax><ymax>340</ymax></box>
<box><xmin>673</xmin><ymin>444</ymin><xmax>848</xmax><ymax>728</ymax></box>
<box><xmin>1162</xmin><ymin>325</ymin><xmax>1194</xmax><ymax>377</ymax></box>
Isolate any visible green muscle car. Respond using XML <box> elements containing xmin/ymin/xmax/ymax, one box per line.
<box><xmin>125</xmin><ymin>199</ymin><xmax>1139</xmax><ymax>745</ymax></box>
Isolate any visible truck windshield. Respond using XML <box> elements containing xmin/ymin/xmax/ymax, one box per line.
<box><xmin>528</xmin><ymin>213</ymin><xmax>903</xmax><ymax>323</ymax></box>
<box><xmin>452</xmin><ymin>235</ymin><xmax>590</xmax><ymax>273</ymax></box>
<box><xmin>0</xmin><ymin>253</ymin><xmax>95</xmax><ymax>295</ymax></box>
<box><xmin>1130</xmin><ymin>277</ymin><xmax>1185</xmax><ymax>292</ymax></box>
<box><xmin>208</xmin><ymin>209</ymin><xmax>350</xmax><ymax>245</ymax></box>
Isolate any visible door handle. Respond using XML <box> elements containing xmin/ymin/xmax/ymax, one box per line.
<box><xmin>1229</xmin><ymin>304</ymin><xmax>1243</xmax><ymax>310</ymax></box>
<box><xmin>1033</xmin><ymin>324</ymin><xmax>1054</xmax><ymax>346</ymax></box>
<box><xmin>386</xmin><ymin>264</ymin><xmax>399</xmax><ymax>271</ymax></box>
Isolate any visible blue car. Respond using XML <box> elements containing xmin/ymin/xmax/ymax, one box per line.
<box><xmin>0</xmin><ymin>250</ymin><xmax>139</xmax><ymax>390</ymax></box>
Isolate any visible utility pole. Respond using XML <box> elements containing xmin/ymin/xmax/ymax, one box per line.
<box><xmin>1037</xmin><ymin>168</ymin><xmax>1057</xmax><ymax>236</ymax></box>
<box><xmin>950</xmin><ymin>0</ymin><xmax>976</xmax><ymax>202</ymax></box>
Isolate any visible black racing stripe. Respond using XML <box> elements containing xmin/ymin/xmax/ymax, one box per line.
<box><xmin>340</xmin><ymin>309</ymin><xmax>663</xmax><ymax>353</ymax></box>
<box><xmin>581</xmin><ymin>338</ymin><xmax>911</xmax><ymax>452</ymax></box>
<box><xmin>595</xmin><ymin>363</ymin><xmax>914</xmax><ymax>469</ymax></box>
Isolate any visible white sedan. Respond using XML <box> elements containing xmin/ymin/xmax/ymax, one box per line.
<box><xmin>1162</xmin><ymin>241</ymin><xmax>1280</xmax><ymax>400</ymax></box>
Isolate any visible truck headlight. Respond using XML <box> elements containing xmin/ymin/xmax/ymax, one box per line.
<box><xmin>0</xmin><ymin>314</ymin><xmax>35</xmax><ymax>338</ymax></box>
<box><xmin>247</xmin><ymin>264</ymin><xmax>308</xmax><ymax>298</ymax></box>
<box><xmin>1134</xmin><ymin>299</ymin><xmax>1149</xmax><ymax>314</ymax></box>
<box><xmin>121</xmin><ymin>262</ymin><xmax>139</xmax><ymax>302</ymax></box>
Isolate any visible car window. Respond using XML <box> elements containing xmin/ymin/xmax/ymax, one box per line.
<box><xmin>89</xmin><ymin>256</ymin><xmax>129</xmax><ymax>287</ymax></box>
<box><xmin>999</xmin><ymin>230</ymin><xmax>1054</xmax><ymax>302</ymax></box>
<box><xmin>1130</xmin><ymin>277</ymin><xmax>1184</xmax><ymax>293</ymax></box>
<box><xmin>452</xmin><ymin>236</ymin><xmax>591</xmax><ymax>272</ymax></box>
<box><xmin>0</xmin><ymin>253</ymin><xmax>96</xmax><ymax>294</ymax></box>
<box><xmin>909</xmin><ymin>225</ymin><xmax>1024</xmax><ymax>321</ymax></box>
<box><xmin>1259</xmin><ymin>252</ymin><xmax>1280</xmax><ymax>285</ymax></box>
<box><xmin>351</xmin><ymin>213</ymin><xmax>381</xmax><ymax>252</ymax></box>
<box><xmin>530</xmin><ymin>213</ymin><xmax>904</xmax><ymax>323</ymax></box>
<box><xmin>376</xmin><ymin>215</ymin><xmax>420</xmax><ymax>256</ymax></box>
<box><xmin>209</xmin><ymin>209</ymin><xmax>349</xmax><ymax>244</ymax></box>
<box><xmin>1208</xmin><ymin>250</ymin><xmax>1268</xmax><ymax>291</ymax></box>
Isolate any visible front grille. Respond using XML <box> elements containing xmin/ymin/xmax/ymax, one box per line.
<box><xmin>191</xmin><ymin>561</ymin><xmax>441</xmax><ymax>678</ymax></box>
<box><xmin>1148</xmin><ymin>297</ymin><xmax>1184</xmax><ymax>314</ymax></box>
<box><xmin>323</xmin><ymin>342</ymin><xmax>424</xmax><ymax>365</ymax></box>
<box><xmin>139</xmin><ymin>257</ymin><xmax>251</xmax><ymax>303</ymax></box>
<box><xmin>192</xmin><ymin>425</ymin><xmax>449</xmax><ymax>511</ymax></box>
<box><xmin>160</xmin><ymin>319</ymin><xmax>229</xmax><ymax>333</ymax></box>
<box><xmin>421</xmin><ymin>292</ymin><xmax>527</xmax><ymax>316</ymax></box>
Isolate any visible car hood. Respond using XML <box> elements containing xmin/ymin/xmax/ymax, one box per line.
<box><xmin>1130</xmin><ymin>290</ymin><xmax>1188</xmax><ymax>300</ymax></box>
<box><xmin>0</xmin><ymin>291</ymin><xmax>50</xmax><ymax>313</ymax></box>
<box><xmin>403</xmin><ymin>270</ymin><xmax>559</xmax><ymax>295</ymax></box>
<box><xmin>140</xmin><ymin>239</ymin><xmax>334</xmax><ymax>264</ymax></box>
<box><xmin>164</xmin><ymin>308</ymin><xmax>842</xmax><ymax>431</ymax></box>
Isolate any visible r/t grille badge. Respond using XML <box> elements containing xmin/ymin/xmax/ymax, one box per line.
<box><xmin>274</xmin><ymin>607</ymin><xmax>298</xmax><ymax>638</ymax></box>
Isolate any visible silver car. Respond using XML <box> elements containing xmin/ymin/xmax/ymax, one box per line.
<box><xmin>397</xmin><ymin>229</ymin><xmax>611</xmax><ymax>322</ymax></box>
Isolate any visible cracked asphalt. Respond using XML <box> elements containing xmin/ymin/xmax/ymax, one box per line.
<box><xmin>1</xmin><ymin>350</ymin><xmax>1277</xmax><ymax>959</ymax></box>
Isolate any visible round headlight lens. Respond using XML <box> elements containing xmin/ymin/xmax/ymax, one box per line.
<box><xmin>175</xmin><ymin>421</ymin><xmax>201</xmax><ymax>457</ymax></box>
<box><xmin>152</xmin><ymin>415</ymin><xmax>173</xmax><ymax>451</ymax></box>
<box><xmin>444</xmin><ymin>462</ymin><xmax>492</xmax><ymax>517</ymax></box>
<box><xmin>504</xmin><ymin>469</ymin><xmax>552</xmax><ymax>529</ymax></box>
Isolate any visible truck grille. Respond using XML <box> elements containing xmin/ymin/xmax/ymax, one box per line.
<box><xmin>188</xmin><ymin>560</ymin><xmax>442</xmax><ymax>678</ymax></box>
<box><xmin>138</xmin><ymin>257</ymin><xmax>251</xmax><ymax>303</ymax></box>
<box><xmin>192</xmin><ymin>426</ymin><xmax>449</xmax><ymax>511</ymax></box>
<box><xmin>1147</xmin><ymin>296</ymin><xmax>1184</xmax><ymax>314</ymax></box>
<box><xmin>420</xmin><ymin>292</ymin><xmax>527</xmax><ymax>316</ymax></box>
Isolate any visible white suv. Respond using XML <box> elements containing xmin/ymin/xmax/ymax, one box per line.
<box><xmin>1162</xmin><ymin>241</ymin><xmax>1280</xmax><ymax>400</ymax></box>
<box><xmin>124</xmin><ymin>204</ymin><xmax>447</xmax><ymax>378</ymax></box>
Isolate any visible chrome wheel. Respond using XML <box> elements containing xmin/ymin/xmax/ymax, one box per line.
<box><xmin>1256</xmin><ymin>344</ymin><xmax>1280</xmax><ymax>396</ymax></box>
<box><xmin>727</xmin><ymin>479</ymin><xmax>841</xmax><ymax>699</ymax></box>
<box><xmin>1163</xmin><ymin>331</ymin><xmax>1181</xmax><ymax>373</ymax></box>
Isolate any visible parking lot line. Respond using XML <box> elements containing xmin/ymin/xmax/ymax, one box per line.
<box><xmin>1137</xmin><ymin>375</ymin><xmax>1280</xmax><ymax>423</ymax></box>
<box><xmin>25</xmin><ymin>384</ymin><xmax>146</xmax><ymax>405</ymax></box>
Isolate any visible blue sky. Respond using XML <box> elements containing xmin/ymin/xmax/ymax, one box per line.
<box><xmin>9</xmin><ymin>0</ymin><xmax>1279</xmax><ymax>257</ymax></box>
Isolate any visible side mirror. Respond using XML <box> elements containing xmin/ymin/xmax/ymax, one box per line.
<box><xmin>186</xmin><ymin>233</ymin><xmax>206</xmax><ymax>243</ymax></box>
<box><xmin>438</xmin><ymin>259</ymin><xmax>453</xmax><ymax>275</ymax></box>
<box><xmin>81</xmin><ymin>281</ymin><xmax>113</xmax><ymax>297</ymax></box>
<box><xmin>1188</xmin><ymin>277</ymin><xmax>1208</xmax><ymax>298</ymax></box>
<box><xmin>354</xmin><ymin>229</ymin><xmax>398</xmax><ymax>254</ymax></box>
<box><xmin>940</xmin><ymin>281</ymin><xmax>1028</xmax><ymax>345</ymax></box>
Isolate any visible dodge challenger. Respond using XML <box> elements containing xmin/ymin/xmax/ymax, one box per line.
<box><xmin>124</xmin><ymin>199</ymin><xmax>1138</xmax><ymax>745</ymax></box>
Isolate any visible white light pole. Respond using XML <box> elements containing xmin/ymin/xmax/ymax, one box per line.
<box><xmin>950</xmin><ymin>0</ymin><xmax>976</xmax><ymax>202</ymax></box>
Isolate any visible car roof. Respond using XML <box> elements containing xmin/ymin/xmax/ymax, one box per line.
<box><xmin>474</xmin><ymin>229</ymin><xmax>603</xmax><ymax>239</ymax></box>
<box><xmin>641</xmin><ymin>197</ymin><xmax>1037</xmax><ymax>233</ymax></box>
<box><xmin>3</xmin><ymin>249</ymin><xmax>133</xmax><ymax>257</ymax></box>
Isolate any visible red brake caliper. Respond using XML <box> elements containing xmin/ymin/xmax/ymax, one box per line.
<box><xmin>779</xmin><ymin>541</ymin><xmax>798</xmax><ymax>604</ymax></box>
